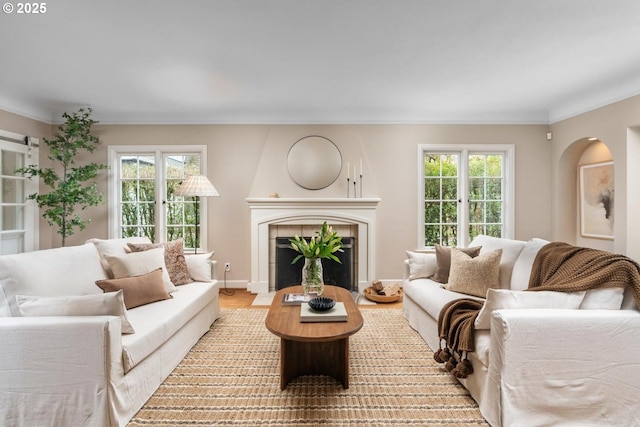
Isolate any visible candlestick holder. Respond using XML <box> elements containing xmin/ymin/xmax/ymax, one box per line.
<box><xmin>359</xmin><ymin>174</ymin><xmax>363</xmax><ymax>198</ymax></box>
<box><xmin>347</xmin><ymin>178</ymin><xmax>350</xmax><ymax>198</ymax></box>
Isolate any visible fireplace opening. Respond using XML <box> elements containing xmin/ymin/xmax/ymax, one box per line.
<box><xmin>275</xmin><ymin>237</ymin><xmax>355</xmax><ymax>292</ymax></box>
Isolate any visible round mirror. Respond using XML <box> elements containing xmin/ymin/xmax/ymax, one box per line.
<box><xmin>287</xmin><ymin>136</ymin><xmax>342</xmax><ymax>190</ymax></box>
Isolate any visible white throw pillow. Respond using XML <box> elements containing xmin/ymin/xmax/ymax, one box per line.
<box><xmin>185</xmin><ymin>252</ymin><xmax>215</xmax><ymax>282</ymax></box>
<box><xmin>580</xmin><ymin>288</ymin><xmax>625</xmax><ymax>309</ymax></box>
<box><xmin>15</xmin><ymin>290</ymin><xmax>135</xmax><ymax>334</ymax></box>
<box><xmin>475</xmin><ymin>288</ymin><xmax>586</xmax><ymax>329</ymax></box>
<box><xmin>104</xmin><ymin>247</ymin><xmax>177</xmax><ymax>293</ymax></box>
<box><xmin>510</xmin><ymin>238</ymin><xmax>550</xmax><ymax>291</ymax></box>
<box><xmin>87</xmin><ymin>236</ymin><xmax>152</xmax><ymax>278</ymax></box>
<box><xmin>405</xmin><ymin>251</ymin><xmax>437</xmax><ymax>280</ymax></box>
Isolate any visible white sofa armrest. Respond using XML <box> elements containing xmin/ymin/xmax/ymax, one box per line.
<box><xmin>0</xmin><ymin>316</ymin><xmax>122</xmax><ymax>427</ymax></box>
<box><xmin>489</xmin><ymin>309</ymin><xmax>640</xmax><ymax>427</ymax></box>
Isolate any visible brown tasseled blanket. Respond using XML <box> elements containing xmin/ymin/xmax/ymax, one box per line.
<box><xmin>434</xmin><ymin>242</ymin><xmax>640</xmax><ymax>378</ymax></box>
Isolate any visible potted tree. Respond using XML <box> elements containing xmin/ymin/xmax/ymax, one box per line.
<box><xmin>16</xmin><ymin>108</ymin><xmax>108</xmax><ymax>246</ymax></box>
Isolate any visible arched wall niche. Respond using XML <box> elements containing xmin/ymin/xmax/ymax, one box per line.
<box><xmin>557</xmin><ymin>137</ymin><xmax>614</xmax><ymax>252</ymax></box>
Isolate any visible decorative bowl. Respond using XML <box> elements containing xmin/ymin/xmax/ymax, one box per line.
<box><xmin>308</xmin><ymin>297</ymin><xmax>335</xmax><ymax>311</ymax></box>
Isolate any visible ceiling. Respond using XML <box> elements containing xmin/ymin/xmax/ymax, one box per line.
<box><xmin>2</xmin><ymin>0</ymin><xmax>640</xmax><ymax>125</ymax></box>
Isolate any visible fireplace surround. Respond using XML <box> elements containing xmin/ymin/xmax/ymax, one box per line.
<box><xmin>246</xmin><ymin>197</ymin><xmax>380</xmax><ymax>294</ymax></box>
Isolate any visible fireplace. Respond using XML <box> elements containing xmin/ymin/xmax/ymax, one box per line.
<box><xmin>275</xmin><ymin>237</ymin><xmax>356</xmax><ymax>291</ymax></box>
<box><xmin>246</xmin><ymin>197</ymin><xmax>380</xmax><ymax>294</ymax></box>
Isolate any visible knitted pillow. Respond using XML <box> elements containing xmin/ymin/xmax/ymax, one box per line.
<box><xmin>431</xmin><ymin>244</ymin><xmax>482</xmax><ymax>284</ymax></box>
<box><xmin>446</xmin><ymin>247</ymin><xmax>502</xmax><ymax>297</ymax></box>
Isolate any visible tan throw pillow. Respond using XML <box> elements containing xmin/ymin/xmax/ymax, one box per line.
<box><xmin>431</xmin><ymin>244</ymin><xmax>482</xmax><ymax>284</ymax></box>
<box><xmin>104</xmin><ymin>247</ymin><xmax>177</xmax><ymax>293</ymax></box>
<box><xmin>127</xmin><ymin>238</ymin><xmax>192</xmax><ymax>286</ymax></box>
<box><xmin>95</xmin><ymin>269</ymin><xmax>172</xmax><ymax>309</ymax></box>
<box><xmin>446</xmin><ymin>247</ymin><xmax>502</xmax><ymax>298</ymax></box>
<box><xmin>15</xmin><ymin>290</ymin><xmax>135</xmax><ymax>334</ymax></box>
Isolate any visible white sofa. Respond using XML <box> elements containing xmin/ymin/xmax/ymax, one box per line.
<box><xmin>402</xmin><ymin>235</ymin><xmax>640</xmax><ymax>427</ymax></box>
<box><xmin>0</xmin><ymin>238</ymin><xmax>221</xmax><ymax>427</ymax></box>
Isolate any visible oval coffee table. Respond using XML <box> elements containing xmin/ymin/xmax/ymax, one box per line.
<box><xmin>265</xmin><ymin>285</ymin><xmax>364</xmax><ymax>389</ymax></box>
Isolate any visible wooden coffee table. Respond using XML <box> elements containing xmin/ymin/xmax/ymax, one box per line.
<box><xmin>265</xmin><ymin>285</ymin><xmax>364</xmax><ymax>389</ymax></box>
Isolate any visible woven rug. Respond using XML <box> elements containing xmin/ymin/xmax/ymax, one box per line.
<box><xmin>128</xmin><ymin>309</ymin><xmax>488</xmax><ymax>426</ymax></box>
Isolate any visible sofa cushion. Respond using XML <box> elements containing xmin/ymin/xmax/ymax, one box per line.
<box><xmin>87</xmin><ymin>236</ymin><xmax>152</xmax><ymax>278</ymax></box>
<box><xmin>431</xmin><ymin>244</ymin><xmax>482</xmax><ymax>284</ymax></box>
<box><xmin>469</xmin><ymin>235</ymin><xmax>527</xmax><ymax>289</ymax></box>
<box><xmin>403</xmin><ymin>278</ymin><xmax>484</xmax><ymax>320</ymax></box>
<box><xmin>580</xmin><ymin>288</ymin><xmax>625</xmax><ymax>309</ymax></box>
<box><xmin>406</xmin><ymin>251</ymin><xmax>437</xmax><ymax>280</ymax></box>
<box><xmin>95</xmin><ymin>269</ymin><xmax>172</xmax><ymax>309</ymax></box>
<box><xmin>446</xmin><ymin>248</ymin><xmax>502</xmax><ymax>298</ymax></box>
<box><xmin>15</xmin><ymin>290</ymin><xmax>135</xmax><ymax>334</ymax></box>
<box><xmin>475</xmin><ymin>288</ymin><xmax>586</xmax><ymax>329</ymax></box>
<box><xmin>121</xmin><ymin>281</ymin><xmax>218</xmax><ymax>372</ymax></box>
<box><xmin>0</xmin><ymin>243</ymin><xmax>107</xmax><ymax>317</ymax></box>
<box><xmin>510</xmin><ymin>238</ymin><xmax>550</xmax><ymax>290</ymax></box>
<box><xmin>127</xmin><ymin>239</ymin><xmax>192</xmax><ymax>286</ymax></box>
<box><xmin>185</xmin><ymin>252</ymin><xmax>215</xmax><ymax>282</ymax></box>
<box><xmin>104</xmin><ymin>247</ymin><xmax>177</xmax><ymax>293</ymax></box>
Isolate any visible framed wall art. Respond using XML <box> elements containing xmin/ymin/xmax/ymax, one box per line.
<box><xmin>579</xmin><ymin>161</ymin><xmax>614</xmax><ymax>240</ymax></box>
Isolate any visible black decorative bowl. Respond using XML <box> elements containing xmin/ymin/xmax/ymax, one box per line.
<box><xmin>308</xmin><ymin>297</ymin><xmax>335</xmax><ymax>311</ymax></box>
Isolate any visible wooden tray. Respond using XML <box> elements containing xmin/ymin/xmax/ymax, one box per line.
<box><xmin>363</xmin><ymin>286</ymin><xmax>403</xmax><ymax>303</ymax></box>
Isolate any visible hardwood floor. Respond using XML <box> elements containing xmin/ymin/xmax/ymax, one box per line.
<box><xmin>218</xmin><ymin>289</ymin><xmax>403</xmax><ymax>309</ymax></box>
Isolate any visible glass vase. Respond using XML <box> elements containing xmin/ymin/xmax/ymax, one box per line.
<box><xmin>301</xmin><ymin>257</ymin><xmax>324</xmax><ymax>296</ymax></box>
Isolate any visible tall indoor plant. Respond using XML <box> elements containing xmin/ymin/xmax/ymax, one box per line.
<box><xmin>16</xmin><ymin>108</ymin><xmax>108</xmax><ymax>246</ymax></box>
<box><xmin>289</xmin><ymin>221</ymin><xmax>343</xmax><ymax>295</ymax></box>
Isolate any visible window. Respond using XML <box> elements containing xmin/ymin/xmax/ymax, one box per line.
<box><xmin>1</xmin><ymin>131</ymin><xmax>38</xmax><ymax>254</ymax></box>
<box><xmin>108</xmin><ymin>145</ymin><xmax>207</xmax><ymax>252</ymax></box>
<box><xmin>418</xmin><ymin>144</ymin><xmax>514</xmax><ymax>249</ymax></box>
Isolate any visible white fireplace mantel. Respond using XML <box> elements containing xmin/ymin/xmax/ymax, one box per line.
<box><xmin>246</xmin><ymin>197</ymin><xmax>380</xmax><ymax>294</ymax></box>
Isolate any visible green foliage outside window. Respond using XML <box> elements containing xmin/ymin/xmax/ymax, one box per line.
<box><xmin>119</xmin><ymin>155</ymin><xmax>200</xmax><ymax>249</ymax></box>
<box><xmin>423</xmin><ymin>152</ymin><xmax>503</xmax><ymax>247</ymax></box>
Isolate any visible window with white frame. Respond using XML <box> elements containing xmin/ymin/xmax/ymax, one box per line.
<box><xmin>1</xmin><ymin>131</ymin><xmax>39</xmax><ymax>254</ymax></box>
<box><xmin>108</xmin><ymin>145</ymin><xmax>207</xmax><ymax>252</ymax></box>
<box><xmin>418</xmin><ymin>144</ymin><xmax>514</xmax><ymax>249</ymax></box>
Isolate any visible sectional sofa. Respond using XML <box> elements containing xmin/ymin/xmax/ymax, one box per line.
<box><xmin>0</xmin><ymin>237</ymin><xmax>220</xmax><ymax>427</ymax></box>
<box><xmin>403</xmin><ymin>235</ymin><xmax>640</xmax><ymax>427</ymax></box>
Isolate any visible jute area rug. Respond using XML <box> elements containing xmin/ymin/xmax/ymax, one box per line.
<box><xmin>128</xmin><ymin>308</ymin><xmax>488</xmax><ymax>426</ymax></box>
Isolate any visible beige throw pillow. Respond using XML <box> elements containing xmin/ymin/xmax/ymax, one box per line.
<box><xmin>446</xmin><ymin>247</ymin><xmax>502</xmax><ymax>298</ymax></box>
<box><xmin>86</xmin><ymin>237</ymin><xmax>152</xmax><ymax>278</ymax></box>
<box><xmin>127</xmin><ymin>238</ymin><xmax>192</xmax><ymax>286</ymax></box>
<box><xmin>96</xmin><ymin>268</ymin><xmax>172</xmax><ymax>309</ymax></box>
<box><xmin>15</xmin><ymin>290</ymin><xmax>135</xmax><ymax>334</ymax></box>
<box><xmin>104</xmin><ymin>247</ymin><xmax>177</xmax><ymax>293</ymax></box>
<box><xmin>431</xmin><ymin>244</ymin><xmax>482</xmax><ymax>284</ymax></box>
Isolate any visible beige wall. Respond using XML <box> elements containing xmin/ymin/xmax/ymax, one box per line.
<box><xmin>0</xmin><ymin>109</ymin><xmax>555</xmax><ymax>283</ymax></box>
<box><xmin>549</xmin><ymin>94</ymin><xmax>640</xmax><ymax>260</ymax></box>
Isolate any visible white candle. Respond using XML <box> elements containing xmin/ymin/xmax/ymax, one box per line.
<box><xmin>347</xmin><ymin>161</ymin><xmax>350</xmax><ymax>180</ymax></box>
<box><xmin>360</xmin><ymin>159</ymin><xmax>363</xmax><ymax>176</ymax></box>
<box><xmin>353</xmin><ymin>166</ymin><xmax>356</xmax><ymax>181</ymax></box>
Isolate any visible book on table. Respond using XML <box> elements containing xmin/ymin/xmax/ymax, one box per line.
<box><xmin>300</xmin><ymin>302</ymin><xmax>348</xmax><ymax>322</ymax></box>
<box><xmin>282</xmin><ymin>293</ymin><xmax>314</xmax><ymax>305</ymax></box>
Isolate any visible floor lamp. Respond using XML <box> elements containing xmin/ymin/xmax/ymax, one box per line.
<box><xmin>174</xmin><ymin>175</ymin><xmax>219</xmax><ymax>254</ymax></box>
